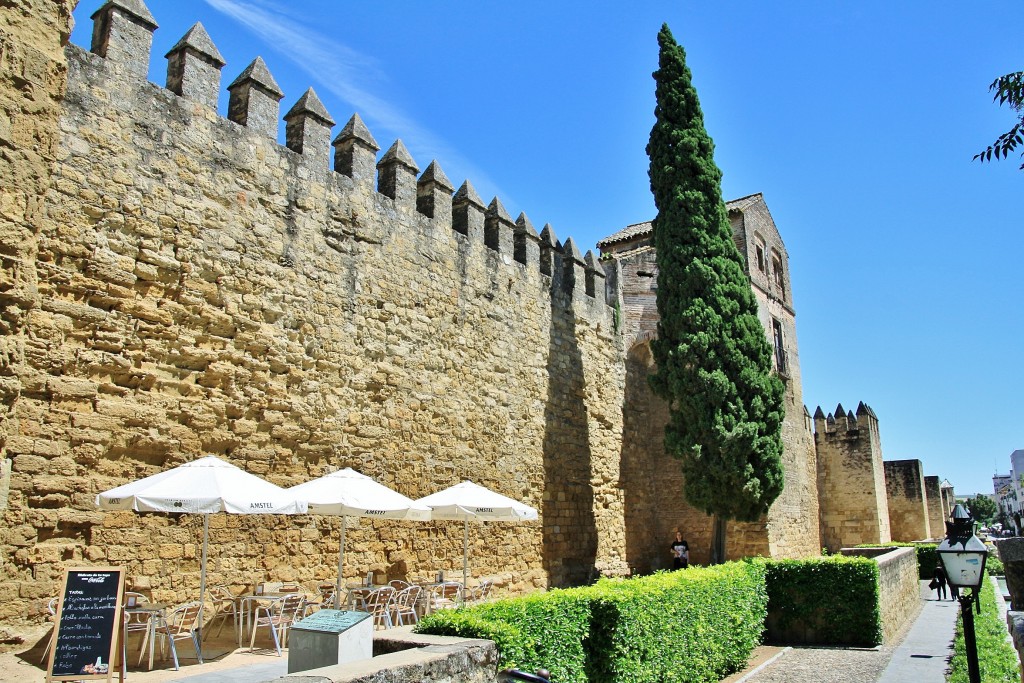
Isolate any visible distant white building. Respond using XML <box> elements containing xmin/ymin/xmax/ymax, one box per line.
<box><xmin>1007</xmin><ymin>450</ymin><xmax>1024</xmax><ymax>533</ymax></box>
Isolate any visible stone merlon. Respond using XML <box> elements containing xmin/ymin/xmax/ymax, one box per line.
<box><xmin>165</xmin><ymin>22</ymin><xmax>225</xmax><ymax>109</ymax></box>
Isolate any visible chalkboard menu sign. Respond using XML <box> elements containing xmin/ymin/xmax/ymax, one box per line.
<box><xmin>46</xmin><ymin>567</ymin><xmax>125</xmax><ymax>683</ymax></box>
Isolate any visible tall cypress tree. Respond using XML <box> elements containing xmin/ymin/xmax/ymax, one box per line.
<box><xmin>646</xmin><ymin>24</ymin><xmax>785</xmax><ymax>562</ymax></box>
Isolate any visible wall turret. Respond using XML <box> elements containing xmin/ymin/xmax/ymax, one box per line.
<box><xmin>814</xmin><ymin>400</ymin><xmax>891</xmax><ymax>551</ymax></box>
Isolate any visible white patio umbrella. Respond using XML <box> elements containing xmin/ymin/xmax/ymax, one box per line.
<box><xmin>95</xmin><ymin>455</ymin><xmax>307</xmax><ymax>623</ymax></box>
<box><xmin>288</xmin><ymin>468</ymin><xmax>431</xmax><ymax>596</ymax></box>
<box><xmin>415</xmin><ymin>480</ymin><xmax>538</xmax><ymax>589</ymax></box>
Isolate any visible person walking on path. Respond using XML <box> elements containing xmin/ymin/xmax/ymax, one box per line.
<box><xmin>931</xmin><ymin>563</ymin><xmax>948</xmax><ymax>600</ymax></box>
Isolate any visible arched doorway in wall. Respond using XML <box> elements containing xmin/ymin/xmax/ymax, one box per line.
<box><xmin>619</xmin><ymin>338</ymin><xmax>709</xmax><ymax>572</ymax></box>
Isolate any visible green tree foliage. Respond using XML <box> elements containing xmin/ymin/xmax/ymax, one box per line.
<box><xmin>974</xmin><ymin>71</ymin><xmax>1024</xmax><ymax>169</ymax></box>
<box><xmin>646</xmin><ymin>25</ymin><xmax>785</xmax><ymax>535</ymax></box>
<box><xmin>965</xmin><ymin>494</ymin><xmax>997</xmax><ymax>525</ymax></box>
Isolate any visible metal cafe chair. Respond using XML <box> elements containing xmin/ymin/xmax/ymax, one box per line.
<box><xmin>389</xmin><ymin>585</ymin><xmax>422</xmax><ymax>626</ymax></box>
<box><xmin>204</xmin><ymin>585</ymin><xmax>239</xmax><ymax>641</ymax></box>
<box><xmin>362</xmin><ymin>586</ymin><xmax>396</xmax><ymax>629</ymax></box>
<box><xmin>346</xmin><ymin>586</ymin><xmax>372</xmax><ymax>611</ymax></box>
<box><xmin>121</xmin><ymin>592</ymin><xmax>157</xmax><ymax>665</ymax></box>
<box><xmin>466</xmin><ymin>579</ymin><xmax>494</xmax><ymax>605</ymax></box>
<box><xmin>248</xmin><ymin>593</ymin><xmax>304</xmax><ymax>656</ymax></box>
<box><xmin>151</xmin><ymin>601</ymin><xmax>204</xmax><ymax>671</ymax></box>
<box><xmin>428</xmin><ymin>581</ymin><xmax>464</xmax><ymax>612</ymax></box>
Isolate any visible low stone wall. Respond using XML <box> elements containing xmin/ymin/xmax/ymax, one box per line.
<box><xmin>842</xmin><ymin>546</ymin><xmax>920</xmax><ymax>642</ymax></box>
<box><xmin>272</xmin><ymin>629</ymin><xmax>498</xmax><ymax>683</ymax></box>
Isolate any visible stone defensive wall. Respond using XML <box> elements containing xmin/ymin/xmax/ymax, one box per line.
<box><xmin>883</xmin><ymin>459</ymin><xmax>930</xmax><ymax>542</ymax></box>
<box><xmin>0</xmin><ymin>0</ymin><xmax>630</xmax><ymax>626</ymax></box>
<box><xmin>814</xmin><ymin>402</ymin><xmax>892</xmax><ymax>552</ymax></box>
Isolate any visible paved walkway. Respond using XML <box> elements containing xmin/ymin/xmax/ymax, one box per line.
<box><xmin>875</xmin><ymin>581</ymin><xmax>959</xmax><ymax>683</ymax></box>
<box><xmin>740</xmin><ymin>580</ymin><xmax>960</xmax><ymax>683</ymax></box>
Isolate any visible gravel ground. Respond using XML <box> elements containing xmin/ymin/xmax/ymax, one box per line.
<box><xmin>737</xmin><ymin>599</ymin><xmax>925</xmax><ymax>683</ymax></box>
<box><xmin>739</xmin><ymin>645</ymin><xmax>892</xmax><ymax>683</ymax></box>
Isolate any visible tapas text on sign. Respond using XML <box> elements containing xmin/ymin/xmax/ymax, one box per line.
<box><xmin>46</xmin><ymin>566</ymin><xmax>125</xmax><ymax>683</ymax></box>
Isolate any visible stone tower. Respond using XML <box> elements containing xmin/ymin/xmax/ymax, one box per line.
<box><xmin>599</xmin><ymin>193</ymin><xmax>821</xmax><ymax>568</ymax></box>
<box><xmin>814</xmin><ymin>402</ymin><xmax>892</xmax><ymax>551</ymax></box>
<box><xmin>924</xmin><ymin>476</ymin><xmax>945</xmax><ymax>540</ymax></box>
<box><xmin>884</xmin><ymin>459</ymin><xmax>931</xmax><ymax>541</ymax></box>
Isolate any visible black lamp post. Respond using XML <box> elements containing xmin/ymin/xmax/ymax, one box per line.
<box><xmin>937</xmin><ymin>503</ymin><xmax>990</xmax><ymax>683</ymax></box>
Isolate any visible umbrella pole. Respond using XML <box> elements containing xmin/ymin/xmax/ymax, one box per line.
<box><xmin>199</xmin><ymin>515</ymin><xmax>209</xmax><ymax>641</ymax></box>
<box><xmin>462</xmin><ymin>516</ymin><xmax>469</xmax><ymax>602</ymax></box>
<box><xmin>336</xmin><ymin>516</ymin><xmax>347</xmax><ymax>599</ymax></box>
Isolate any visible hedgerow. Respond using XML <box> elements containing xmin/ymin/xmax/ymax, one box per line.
<box><xmin>415</xmin><ymin>561</ymin><xmax>766</xmax><ymax>683</ymax></box>
<box><xmin>762</xmin><ymin>555</ymin><xmax>882</xmax><ymax>646</ymax></box>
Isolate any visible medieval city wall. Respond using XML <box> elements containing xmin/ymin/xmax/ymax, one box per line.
<box><xmin>0</xmin><ymin>2</ymin><xmax>628</xmax><ymax>626</ymax></box>
<box><xmin>815</xmin><ymin>402</ymin><xmax>891</xmax><ymax>552</ymax></box>
<box><xmin>883</xmin><ymin>459</ymin><xmax>930</xmax><ymax>542</ymax></box>
<box><xmin>924</xmin><ymin>476</ymin><xmax>944</xmax><ymax>540</ymax></box>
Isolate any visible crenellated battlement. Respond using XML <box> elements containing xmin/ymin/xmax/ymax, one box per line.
<box><xmin>812</xmin><ymin>401</ymin><xmax>879</xmax><ymax>437</ymax></box>
<box><xmin>77</xmin><ymin>0</ymin><xmax>615</xmax><ymax>324</ymax></box>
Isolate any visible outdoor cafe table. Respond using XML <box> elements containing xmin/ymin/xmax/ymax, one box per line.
<box><xmin>124</xmin><ymin>602</ymin><xmax>168</xmax><ymax>671</ymax></box>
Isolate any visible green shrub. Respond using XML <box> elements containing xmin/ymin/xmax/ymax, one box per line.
<box><xmin>584</xmin><ymin>562</ymin><xmax>766</xmax><ymax>683</ymax></box>
<box><xmin>763</xmin><ymin>555</ymin><xmax>882</xmax><ymax>646</ymax></box>
<box><xmin>858</xmin><ymin>542</ymin><xmax>937</xmax><ymax>579</ymax></box>
<box><xmin>416</xmin><ymin>588</ymin><xmax>592</xmax><ymax>683</ymax></box>
<box><xmin>987</xmin><ymin>553</ymin><xmax>1004</xmax><ymax>576</ymax></box>
<box><xmin>948</xmin><ymin>578</ymin><xmax>1018</xmax><ymax>683</ymax></box>
<box><xmin>415</xmin><ymin>562</ymin><xmax>766</xmax><ymax>683</ymax></box>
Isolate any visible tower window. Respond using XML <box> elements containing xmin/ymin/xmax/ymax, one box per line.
<box><xmin>772</xmin><ymin>318</ymin><xmax>788</xmax><ymax>377</ymax></box>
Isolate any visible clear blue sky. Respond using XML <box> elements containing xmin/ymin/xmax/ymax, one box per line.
<box><xmin>71</xmin><ymin>1</ymin><xmax>1021</xmax><ymax>497</ymax></box>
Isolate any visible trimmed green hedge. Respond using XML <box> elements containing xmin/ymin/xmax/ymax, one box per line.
<box><xmin>763</xmin><ymin>555</ymin><xmax>882</xmax><ymax>646</ymax></box>
<box><xmin>417</xmin><ymin>587</ymin><xmax>592</xmax><ymax>683</ymax></box>
<box><xmin>858</xmin><ymin>542</ymin><xmax>937</xmax><ymax>579</ymax></box>
<box><xmin>585</xmin><ymin>562</ymin><xmax>766</xmax><ymax>683</ymax></box>
<box><xmin>415</xmin><ymin>561</ymin><xmax>766</xmax><ymax>683</ymax></box>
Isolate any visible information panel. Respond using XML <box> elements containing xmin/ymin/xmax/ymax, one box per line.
<box><xmin>46</xmin><ymin>567</ymin><xmax>125</xmax><ymax>683</ymax></box>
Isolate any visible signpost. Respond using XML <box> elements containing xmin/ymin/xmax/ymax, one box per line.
<box><xmin>46</xmin><ymin>567</ymin><xmax>125</xmax><ymax>683</ymax></box>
